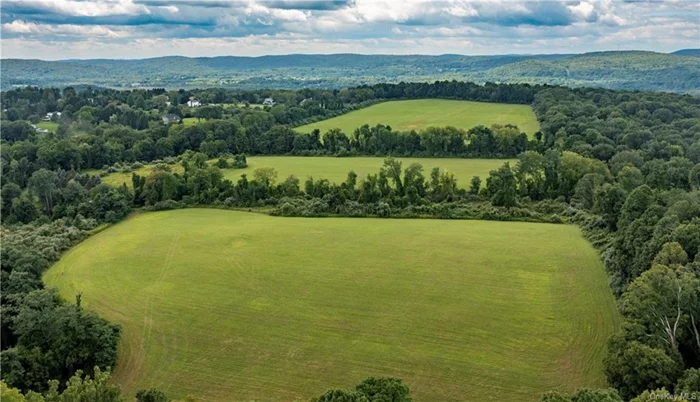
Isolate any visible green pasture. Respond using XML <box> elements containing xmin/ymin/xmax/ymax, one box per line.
<box><xmin>36</xmin><ymin>121</ymin><xmax>59</xmax><ymax>132</ymax></box>
<box><xmin>45</xmin><ymin>209</ymin><xmax>619</xmax><ymax>401</ymax></box>
<box><xmin>230</xmin><ymin>156</ymin><xmax>515</xmax><ymax>187</ymax></box>
<box><xmin>24</xmin><ymin>120</ymin><xmax>59</xmax><ymax>132</ymax></box>
<box><xmin>84</xmin><ymin>164</ymin><xmax>184</xmax><ymax>188</ymax></box>
<box><xmin>236</xmin><ymin>103</ymin><xmax>264</xmax><ymax>109</ymax></box>
<box><xmin>91</xmin><ymin>156</ymin><xmax>514</xmax><ymax>189</ymax></box>
<box><xmin>215</xmin><ymin>103</ymin><xmax>264</xmax><ymax>109</ymax></box>
<box><xmin>182</xmin><ymin>117</ymin><xmax>200</xmax><ymax>127</ymax></box>
<box><xmin>295</xmin><ymin>99</ymin><xmax>541</xmax><ymax>135</ymax></box>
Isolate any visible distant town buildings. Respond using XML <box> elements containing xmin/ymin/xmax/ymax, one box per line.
<box><xmin>263</xmin><ymin>97</ymin><xmax>275</xmax><ymax>105</ymax></box>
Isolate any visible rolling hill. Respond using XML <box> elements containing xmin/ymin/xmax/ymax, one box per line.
<box><xmin>3</xmin><ymin>51</ymin><xmax>697</xmax><ymax>93</ymax></box>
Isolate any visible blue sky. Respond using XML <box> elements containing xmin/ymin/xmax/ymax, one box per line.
<box><xmin>1</xmin><ymin>0</ymin><xmax>698</xmax><ymax>59</ymax></box>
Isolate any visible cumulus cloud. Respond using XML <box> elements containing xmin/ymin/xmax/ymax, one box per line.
<box><xmin>266</xmin><ymin>0</ymin><xmax>354</xmax><ymax>10</ymax></box>
<box><xmin>4</xmin><ymin>19</ymin><xmax>127</xmax><ymax>35</ymax></box>
<box><xmin>1</xmin><ymin>0</ymin><xmax>697</xmax><ymax>59</ymax></box>
<box><xmin>3</xmin><ymin>0</ymin><xmax>149</xmax><ymax>17</ymax></box>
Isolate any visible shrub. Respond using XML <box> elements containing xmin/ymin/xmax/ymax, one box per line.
<box><xmin>145</xmin><ymin>200</ymin><xmax>185</xmax><ymax>211</ymax></box>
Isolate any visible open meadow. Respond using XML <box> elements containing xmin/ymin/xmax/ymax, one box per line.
<box><xmin>182</xmin><ymin>117</ymin><xmax>200</xmax><ymax>127</ymax></box>
<box><xmin>24</xmin><ymin>120</ymin><xmax>59</xmax><ymax>132</ymax></box>
<box><xmin>295</xmin><ymin>99</ymin><xmax>541</xmax><ymax>135</ymax></box>
<box><xmin>44</xmin><ymin>209</ymin><xmax>619</xmax><ymax>402</ymax></box>
<box><xmin>36</xmin><ymin>121</ymin><xmax>59</xmax><ymax>131</ymax></box>
<box><xmin>93</xmin><ymin>156</ymin><xmax>514</xmax><ymax>189</ymax></box>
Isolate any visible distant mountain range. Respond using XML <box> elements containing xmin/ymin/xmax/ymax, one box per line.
<box><xmin>3</xmin><ymin>50</ymin><xmax>699</xmax><ymax>93</ymax></box>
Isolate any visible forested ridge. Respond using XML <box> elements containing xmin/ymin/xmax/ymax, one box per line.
<box><xmin>1</xmin><ymin>80</ymin><xmax>699</xmax><ymax>401</ymax></box>
<box><xmin>3</xmin><ymin>50</ymin><xmax>699</xmax><ymax>93</ymax></box>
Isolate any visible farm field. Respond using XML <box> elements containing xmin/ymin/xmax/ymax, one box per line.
<box><xmin>44</xmin><ymin>209</ymin><xmax>619</xmax><ymax>402</ymax></box>
<box><xmin>36</xmin><ymin>121</ymin><xmax>59</xmax><ymax>131</ymax></box>
<box><xmin>295</xmin><ymin>99</ymin><xmax>541</xmax><ymax>136</ymax></box>
<box><xmin>213</xmin><ymin>103</ymin><xmax>264</xmax><ymax>109</ymax></box>
<box><xmin>182</xmin><ymin>117</ymin><xmax>200</xmax><ymax>127</ymax></box>
<box><xmin>91</xmin><ymin>156</ymin><xmax>514</xmax><ymax>189</ymax></box>
<box><xmin>25</xmin><ymin>120</ymin><xmax>59</xmax><ymax>132</ymax></box>
<box><xmin>84</xmin><ymin>163</ymin><xmax>183</xmax><ymax>187</ymax></box>
<box><xmin>183</xmin><ymin>104</ymin><xmax>264</xmax><ymax>126</ymax></box>
<box><xmin>234</xmin><ymin>103</ymin><xmax>264</xmax><ymax>109</ymax></box>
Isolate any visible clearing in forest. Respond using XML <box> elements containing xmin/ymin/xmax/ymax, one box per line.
<box><xmin>45</xmin><ymin>209</ymin><xmax>619</xmax><ymax>402</ymax></box>
<box><xmin>36</xmin><ymin>121</ymin><xmax>59</xmax><ymax>132</ymax></box>
<box><xmin>295</xmin><ymin>99</ymin><xmax>541</xmax><ymax>136</ymax></box>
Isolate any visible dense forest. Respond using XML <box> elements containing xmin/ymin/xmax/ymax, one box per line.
<box><xmin>1</xmin><ymin>80</ymin><xmax>699</xmax><ymax>401</ymax></box>
<box><xmin>4</xmin><ymin>50</ymin><xmax>699</xmax><ymax>93</ymax></box>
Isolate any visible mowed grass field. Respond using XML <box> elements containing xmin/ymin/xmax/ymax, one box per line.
<box><xmin>36</xmin><ymin>121</ymin><xmax>59</xmax><ymax>131</ymax></box>
<box><xmin>45</xmin><ymin>209</ymin><xmax>619</xmax><ymax>401</ymax></box>
<box><xmin>92</xmin><ymin>156</ymin><xmax>514</xmax><ymax>189</ymax></box>
<box><xmin>296</xmin><ymin>99</ymin><xmax>541</xmax><ymax>135</ymax></box>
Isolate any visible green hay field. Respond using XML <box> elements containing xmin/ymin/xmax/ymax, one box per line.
<box><xmin>36</xmin><ymin>121</ymin><xmax>59</xmax><ymax>132</ymax></box>
<box><xmin>92</xmin><ymin>156</ymin><xmax>514</xmax><ymax>189</ymax></box>
<box><xmin>295</xmin><ymin>99</ymin><xmax>541</xmax><ymax>135</ymax></box>
<box><xmin>182</xmin><ymin>117</ymin><xmax>200</xmax><ymax>127</ymax></box>
<box><xmin>45</xmin><ymin>209</ymin><xmax>619</xmax><ymax>402</ymax></box>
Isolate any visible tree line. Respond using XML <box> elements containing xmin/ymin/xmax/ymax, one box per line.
<box><xmin>2</xmin><ymin>116</ymin><xmax>531</xmax><ymax>177</ymax></box>
<box><xmin>2</xmin><ymin>372</ymin><xmax>412</xmax><ymax>402</ymax></box>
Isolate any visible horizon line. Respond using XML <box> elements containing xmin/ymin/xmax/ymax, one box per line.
<box><xmin>3</xmin><ymin>48</ymin><xmax>697</xmax><ymax>62</ymax></box>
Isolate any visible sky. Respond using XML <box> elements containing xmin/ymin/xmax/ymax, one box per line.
<box><xmin>1</xmin><ymin>0</ymin><xmax>698</xmax><ymax>60</ymax></box>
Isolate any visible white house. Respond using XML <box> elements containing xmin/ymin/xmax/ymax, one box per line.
<box><xmin>162</xmin><ymin>114</ymin><xmax>182</xmax><ymax>124</ymax></box>
<box><xmin>187</xmin><ymin>99</ymin><xmax>201</xmax><ymax>107</ymax></box>
<box><xmin>30</xmin><ymin>124</ymin><xmax>49</xmax><ymax>133</ymax></box>
<box><xmin>43</xmin><ymin>112</ymin><xmax>61</xmax><ymax>121</ymax></box>
<box><xmin>262</xmin><ymin>97</ymin><xmax>275</xmax><ymax>105</ymax></box>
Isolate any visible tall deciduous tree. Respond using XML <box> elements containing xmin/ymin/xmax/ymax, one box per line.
<box><xmin>486</xmin><ymin>163</ymin><xmax>517</xmax><ymax>208</ymax></box>
<box><xmin>381</xmin><ymin>158</ymin><xmax>403</xmax><ymax>195</ymax></box>
<box><xmin>28</xmin><ymin>169</ymin><xmax>58</xmax><ymax>215</ymax></box>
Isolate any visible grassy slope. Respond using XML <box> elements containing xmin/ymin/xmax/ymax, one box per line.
<box><xmin>92</xmin><ymin>156</ymin><xmax>514</xmax><ymax>189</ymax></box>
<box><xmin>45</xmin><ymin>209</ymin><xmax>619</xmax><ymax>402</ymax></box>
<box><xmin>295</xmin><ymin>99</ymin><xmax>541</xmax><ymax>135</ymax></box>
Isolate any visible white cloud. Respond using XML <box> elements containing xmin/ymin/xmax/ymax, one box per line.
<box><xmin>2</xmin><ymin>20</ymin><xmax>129</xmax><ymax>37</ymax></box>
<box><xmin>159</xmin><ymin>5</ymin><xmax>179</xmax><ymax>13</ymax></box>
<box><xmin>5</xmin><ymin>0</ymin><xmax>149</xmax><ymax>17</ymax></box>
<box><xmin>350</xmin><ymin>0</ymin><xmax>434</xmax><ymax>24</ymax></box>
<box><xmin>447</xmin><ymin>4</ymin><xmax>478</xmax><ymax>18</ymax></box>
<box><xmin>569</xmin><ymin>2</ymin><xmax>596</xmax><ymax>21</ymax></box>
<box><xmin>0</xmin><ymin>0</ymin><xmax>696</xmax><ymax>58</ymax></box>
